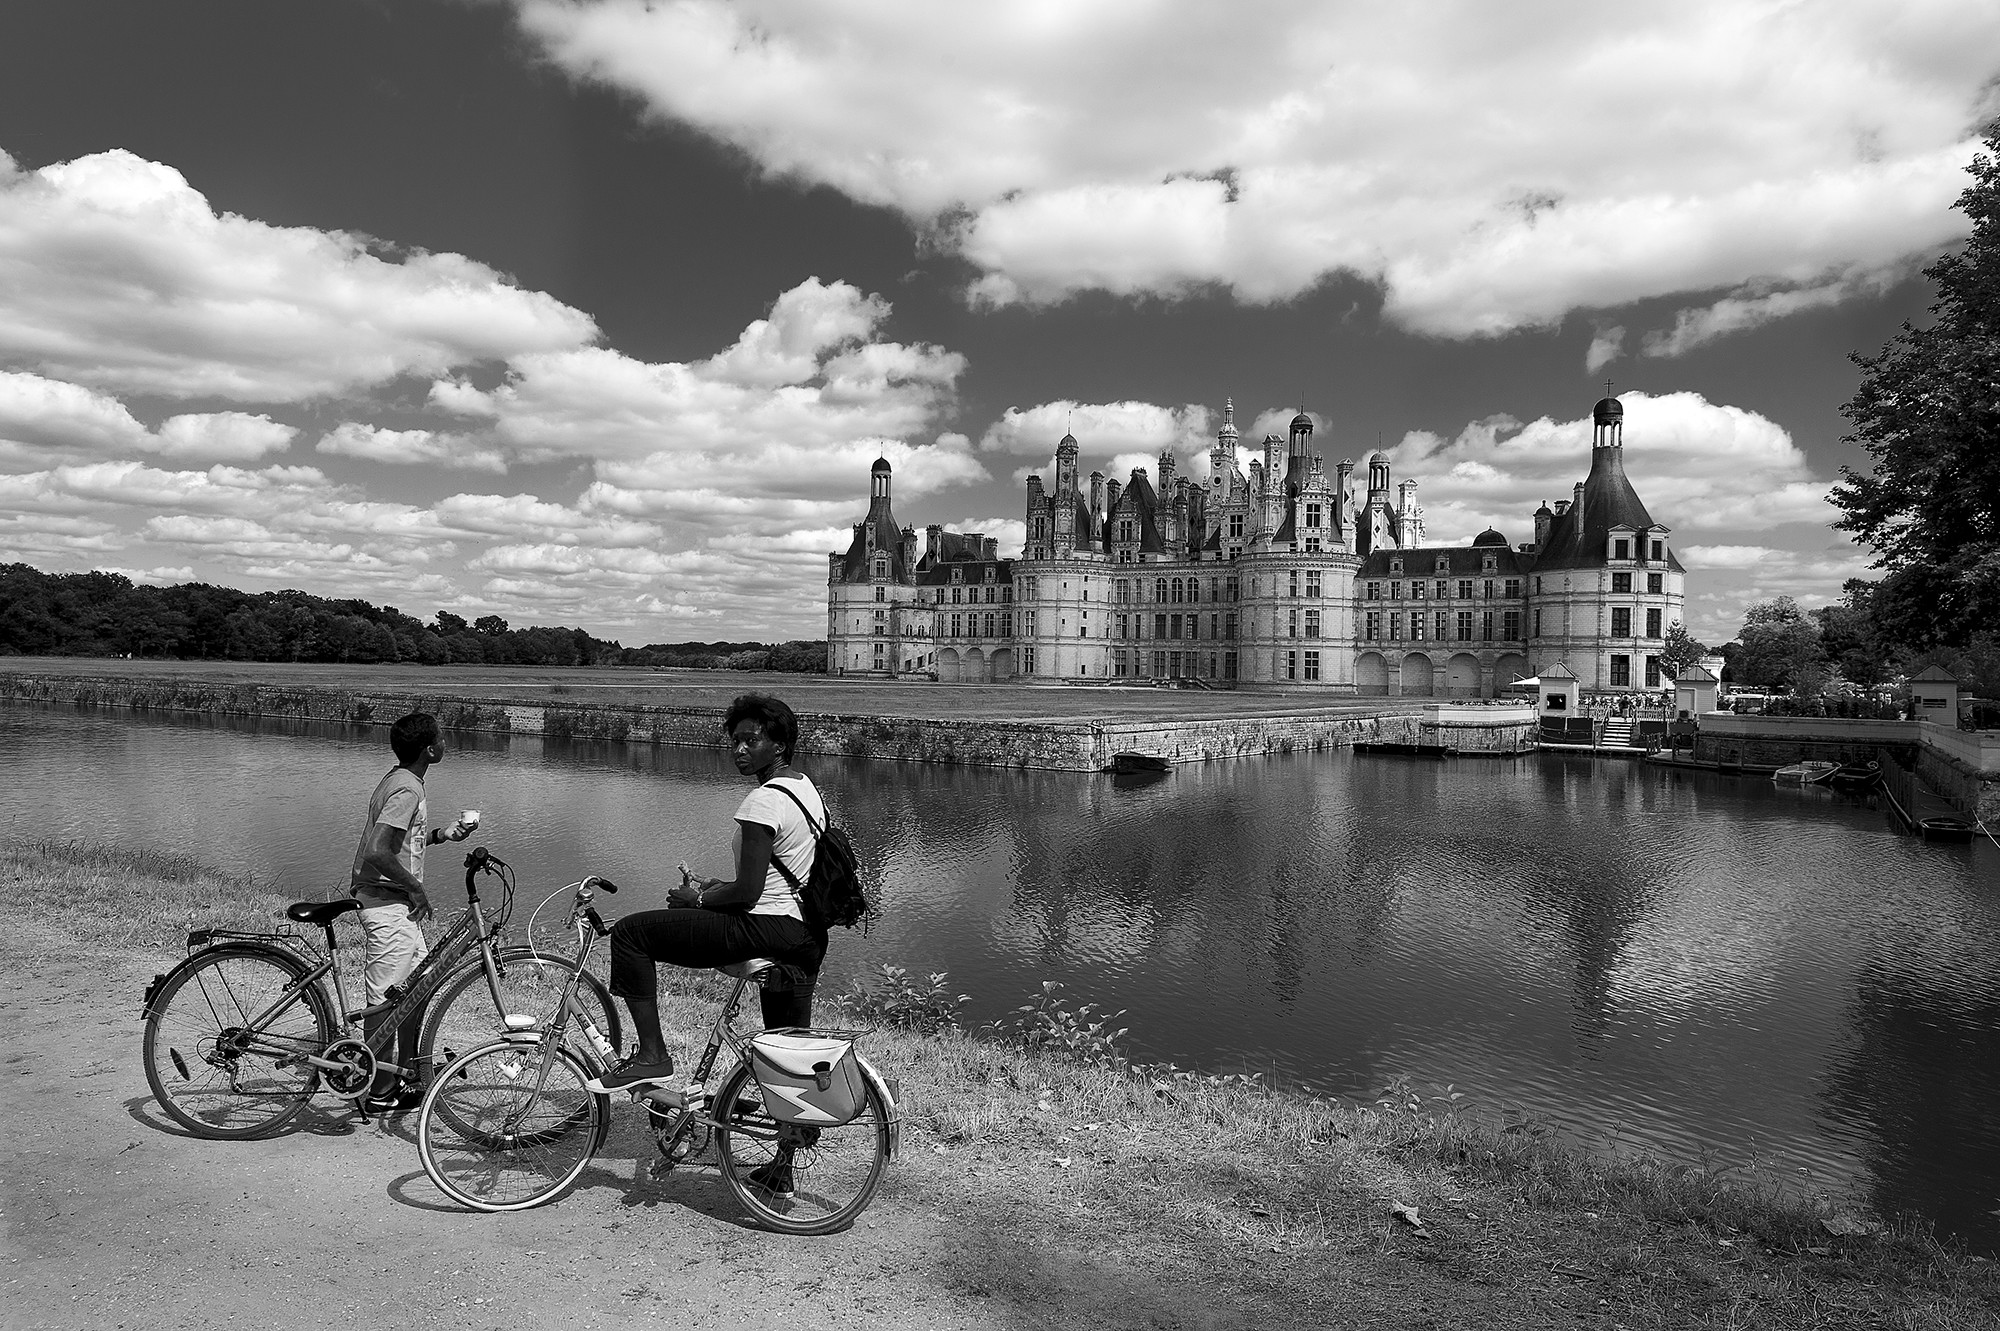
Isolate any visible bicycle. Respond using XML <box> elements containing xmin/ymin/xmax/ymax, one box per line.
<box><xmin>415</xmin><ymin>872</ymin><xmax>899</xmax><ymax>1234</ymax></box>
<box><xmin>140</xmin><ymin>846</ymin><xmax>621</xmax><ymax>1139</ymax></box>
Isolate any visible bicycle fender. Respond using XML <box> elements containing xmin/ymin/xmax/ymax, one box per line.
<box><xmin>856</xmin><ymin>1054</ymin><xmax>901</xmax><ymax>1159</ymax></box>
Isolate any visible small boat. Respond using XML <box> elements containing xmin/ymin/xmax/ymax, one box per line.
<box><xmin>1108</xmin><ymin>751</ymin><xmax>1170</xmax><ymax>774</ymax></box>
<box><xmin>1824</xmin><ymin>760</ymin><xmax>1883</xmax><ymax>790</ymax></box>
<box><xmin>1773</xmin><ymin>760</ymin><xmax>1840</xmax><ymax>785</ymax></box>
<box><xmin>1918</xmin><ymin>816</ymin><xmax>1975</xmax><ymax>843</ymax></box>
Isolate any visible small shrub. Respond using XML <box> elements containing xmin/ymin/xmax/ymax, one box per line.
<box><xmin>987</xmin><ymin>981</ymin><xmax>1128</xmax><ymax>1068</ymax></box>
<box><xmin>841</xmin><ymin>963</ymin><xmax>969</xmax><ymax>1033</ymax></box>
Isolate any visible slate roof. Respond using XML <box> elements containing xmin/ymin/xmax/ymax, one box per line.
<box><xmin>1530</xmin><ymin>442</ymin><xmax>1685</xmax><ymax>573</ymax></box>
<box><xmin>1357</xmin><ymin>544</ymin><xmax>1527</xmax><ymax>578</ymax></box>
<box><xmin>835</xmin><ymin>497</ymin><xmax>912</xmax><ymax>583</ymax></box>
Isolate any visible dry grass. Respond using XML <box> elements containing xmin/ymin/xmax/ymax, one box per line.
<box><xmin>16</xmin><ymin>836</ymin><xmax>2000</xmax><ymax>1330</ymax></box>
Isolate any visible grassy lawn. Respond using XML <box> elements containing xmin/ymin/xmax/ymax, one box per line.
<box><xmin>0</xmin><ymin>655</ymin><xmax>1428</xmax><ymax>723</ymax></box>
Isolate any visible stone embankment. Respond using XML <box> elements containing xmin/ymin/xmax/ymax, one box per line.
<box><xmin>0</xmin><ymin>670</ymin><xmax>1533</xmax><ymax>771</ymax></box>
<box><xmin>1693</xmin><ymin>712</ymin><xmax>2000</xmax><ymax>822</ymax></box>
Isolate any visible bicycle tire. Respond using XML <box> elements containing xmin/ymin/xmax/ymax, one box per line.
<box><xmin>142</xmin><ymin>944</ymin><xmax>336</xmax><ymax>1139</ymax></box>
<box><xmin>418</xmin><ymin>947</ymin><xmax>622</xmax><ymax>1074</ymax></box>
<box><xmin>416</xmin><ymin>1039</ymin><xmax>610</xmax><ymax>1212</ymax></box>
<box><xmin>714</xmin><ymin>1061</ymin><xmax>890</xmax><ymax>1235</ymax></box>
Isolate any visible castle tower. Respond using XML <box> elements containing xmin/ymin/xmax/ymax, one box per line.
<box><xmin>1052</xmin><ymin>432</ymin><xmax>1080</xmax><ymax>554</ymax></box>
<box><xmin>1395</xmin><ymin>479</ymin><xmax>1424</xmax><ymax>545</ymax></box>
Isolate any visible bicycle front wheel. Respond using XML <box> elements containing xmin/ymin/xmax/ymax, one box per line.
<box><xmin>714</xmin><ymin>1061</ymin><xmax>891</xmax><ymax>1235</ymax></box>
<box><xmin>416</xmin><ymin>1040</ymin><xmax>610</xmax><ymax>1212</ymax></box>
<box><xmin>142</xmin><ymin>945</ymin><xmax>335</xmax><ymax>1139</ymax></box>
<box><xmin>419</xmin><ymin>947</ymin><xmax>621</xmax><ymax>1074</ymax></box>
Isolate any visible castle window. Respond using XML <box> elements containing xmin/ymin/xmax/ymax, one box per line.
<box><xmin>1002</xmin><ymin>587</ymin><xmax>1012</xmax><ymax>602</ymax></box>
<box><xmin>1114</xmin><ymin>579</ymin><xmax>1128</xmax><ymax>603</ymax></box>
<box><xmin>1171</xmin><ymin>578</ymin><xmax>1184</xmax><ymax>603</ymax></box>
<box><xmin>1225</xmin><ymin>651</ymin><xmax>1238</xmax><ymax>680</ymax></box>
<box><xmin>873</xmin><ymin>625</ymin><xmax>884</xmax><ymax>636</ymax></box>
<box><xmin>986</xmin><ymin>566</ymin><xmax>996</xmax><ymax>583</ymax></box>
<box><xmin>1482</xmin><ymin>556</ymin><xmax>1496</xmax><ymax>573</ymax></box>
<box><xmin>1210</xmin><ymin>613</ymin><xmax>1220</xmax><ymax>639</ymax></box>
<box><xmin>1286</xmin><ymin>650</ymin><xmax>1298</xmax><ymax>680</ymax></box>
<box><xmin>1307</xmin><ymin>503</ymin><xmax>1322</xmax><ymax>527</ymax></box>
<box><xmin>1155</xmin><ymin>578</ymin><xmax>1168</xmax><ymax>602</ymax></box>
<box><xmin>1650</xmin><ymin>540</ymin><xmax>1663</xmax><ymax>560</ymax></box>
<box><xmin>1390</xmin><ymin>558</ymin><xmax>1402</xmax><ymax>574</ymax></box>
<box><xmin>1035</xmin><ymin>518</ymin><xmax>1046</xmax><ymax>539</ymax></box>
<box><xmin>1364</xmin><ymin>612</ymin><xmax>1380</xmax><ymax>640</ymax></box>
<box><xmin>1645</xmin><ymin>655</ymin><xmax>1661</xmax><ymax>687</ymax></box>
<box><xmin>1229</xmin><ymin>514</ymin><xmax>1243</xmax><ymax>538</ymax></box>
<box><xmin>874</xmin><ymin>608</ymin><xmax>885</xmax><ymax>620</ymax></box>
<box><xmin>1225</xmin><ymin>612</ymin><xmax>1237</xmax><ymax>638</ymax></box>
<box><xmin>1456</xmin><ymin>611</ymin><xmax>1473</xmax><ymax>640</ymax></box>
<box><xmin>1289</xmin><ymin>571</ymin><xmax>1299</xmax><ymax>598</ymax></box>
<box><xmin>1001</xmin><ymin>613</ymin><xmax>1012</xmax><ymax>635</ymax></box>
<box><xmin>1535</xmin><ymin>576</ymin><xmax>1543</xmax><ymax>594</ymax></box>
<box><xmin>951</xmin><ymin>567</ymin><xmax>963</xmax><ymax>583</ymax></box>
<box><xmin>1612</xmin><ymin>572</ymin><xmax>1631</xmax><ymax>593</ymax></box>
<box><xmin>1613</xmin><ymin>538</ymin><xmax>1630</xmax><ymax>560</ymax></box>
<box><xmin>1120</xmin><ymin>519</ymin><xmax>1134</xmax><ymax>541</ymax></box>
<box><xmin>1385</xmin><ymin>612</ymin><xmax>1397</xmax><ymax>639</ymax></box>
<box><xmin>874</xmin><ymin>587</ymin><xmax>885</xmax><ymax>602</ymax></box>
<box><xmin>950</xmin><ymin>614</ymin><xmax>960</xmax><ymax>636</ymax></box>
<box><xmin>1504</xmin><ymin>579</ymin><xmax>1520</xmax><ymax>597</ymax></box>
<box><xmin>1366</xmin><ymin>581</ymin><xmax>1380</xmax><ymax>600</ymax></box>
<box><xmin>1481</xmin><ymin>611</ymin><xmax>1494</xmax><ymax>641</ymax></box>
<box><xmin>1648</xmin><ymin>573</ymin><xmax>1663</xmax><ymax>594</ymax></box>
<box><xmin>1304</xmin><ymin>538</ymin><xmax>1321</xmax><ymax>553</ymax></box>
<box><xmin>1646</xmin><ymin>608</ymin><xmax>1662</xmax><ymax>637</ymax></box>
<box><xmin>1457</xmin><ymin>580</ymin><xmax>1472</xmax><ymax>599</ymax></box>
<box><xmin>1114</xmin><ymin>650</ymin><xmax>1128</xmax><ymax>677</ymax></box>
<box><xmin>1305</xmin><ymin>571</ymin><xmax>1321</xmax><ymax>598</ymax></box>
<box><xmin>1170</xmin><ymin>614</ymin><xmax>1183</xmax><ymax>639</ymax></box>
<box><xmin>1610</xmin><ymin>654</ymin><xmax>1631</xmax><ymax>685</ymax></box>
<box><xmin>1435</xmin><ymin>579</ymin><xmax>1448</xmax><ymax>598</ymax></box>
<box><xmin>1534</xmin><ymin>609</ymin><xmax>1542</xmax><ymax>636</ymax></box>
<box><xmin>1410</xmin><ymin>580</ymin><xmax>1424</xmax><ymax>599</ymax></box>
<box><xmin>1436</xmin><ymin>557</ymin><xmax>1449</xmax><ymax>573</ymax></box>
<box><xmin>1503</xmin><ymin>610</ymin><xmax>1521</xmax><ymax>639</ymax></box>
<box><xmin>985</xmin><ymin>613</ymin><xmax>996</xmax><ymax>637</ymax></box>
<box><xmin>1304</xmin><ymin>650</ymin><xmax>1321</xmax><ymax>681</ymax></box>
<box><xmin>1154</xmin><ymin>613</ymin><xmax>1167</xmax><ymax>638</ymax></box>
<box><xmin>1288</xmin><ymin>609</ymin><xmax>1298</xmax><ymax>639</ymax></box>
<box><xmin>951</xmin><ymin>587</ymin><xmax>961</xmax><ymax>604</ymax></box>
<box><xmin>1436</xmin><ymin>611</ymin><xmax>1450</xmax><ymax>639</ymax></box>
<box><xmin>1305</xmin><ymin>609</ymin><xmax>1321</xmax><ymax>639</ymax></box>
<box><xmin>873</xmin><ymin>557</ymin><xmax>887</xmax><ymax>579</ymax></box>
<box><xmin>1390</xmin><ymin>581</ymin><xmax>1402</xmax><ymax>599</ymax></box>
<box><xmin>1612</xmin><ymin>607</ymin><xmax>1632</xmax><ymax>636</ymax></box>
<box><xmin>1482</xmin><ymin>579</ymin><xmax>1494</xmax><ymax>599</ymax></box>
<box><xmin>1411</xmin><ymin>614</ymin><xmax>1426</xmax><ymax>641</ymax></box>
<box><xmin>935</xmin><ymin>588</ymin><xmax>945</xmax><ymax>604</ymax></box>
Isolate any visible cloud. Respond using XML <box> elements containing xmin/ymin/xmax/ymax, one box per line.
<box><xmin>1585</xmin><ymin>326</ymin><xmax>1625</xmax><ymax>374</ymax></box>
<box><xmin>1640</xmin><ymin>267</ymin><xmax>1908</xmax><ymax>358</ymax></box>
<box><xmin>316</xmin><ymin>423</ymin><xmax>508</xmax><ymax>474</ymax></box>
<box><xmin>148</xmin><ymin>413</ymin><xmax>296</xmax><ymax>463</ymax></box>
<box><xmin>0</xmin><ymin>149</ymin><xmax>598</xmax><ymax>400</ymax></box>
<box><xmin>516</xmin><ymin>0</ymin><xmax>2000</xmax><ymax>340</ymax></box>
<box><xmin>980</xmin><ymin>400</ymin><xmax>1214</xmax><ymax>461</ymax></box>
<box><xmin>0</xmin><ymin>372</ymin><xmax>298</xmax><ymax>466</ymax></box>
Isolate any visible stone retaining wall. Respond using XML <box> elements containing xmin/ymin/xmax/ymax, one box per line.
<box><xmin>1691</xmin><ymin>714</ymin><xmax>1922</xmax><ymax>768</ymax></box>
<box><xmin>0</xmin><ymin>671</ymin><xmax>1534</xmax><ymax>772</ymax></box>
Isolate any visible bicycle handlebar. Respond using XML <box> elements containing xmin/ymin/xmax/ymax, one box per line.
<box><xmin>589</xmin><ymin>875</ymin><xmax>619</xmax><ymax>894</ymax></box>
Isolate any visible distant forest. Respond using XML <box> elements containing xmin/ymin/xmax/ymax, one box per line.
<box><xmin>0</xmin><ymin>564</ymin><xmax>826</xmax><ymax>672</ymax></box>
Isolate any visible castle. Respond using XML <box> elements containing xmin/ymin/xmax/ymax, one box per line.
<box><xmin>827</xmin><ymin>394</ymin><xmax>1686</xmax><ymax>695</ymax></box>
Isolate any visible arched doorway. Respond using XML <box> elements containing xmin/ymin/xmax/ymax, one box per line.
<box><xmin>988</xmin><ymin>647</ymin><xmax>1015</xmax><ymax>681</ymax></box>
<box><xmin>1494</xmin><ymin>653</ymin><xmax>1531</xmax><ymax>694</ymax></box>
<box><xmin>936</xmin><ymin>647</ymin><xmax>962</xmax><ymax>683</ymax></box>
<box><xmin>1445</xmin><ymin>653</ymin><xmax>1480</xmax><ymax>697</ymax></box>
<box><xmin>1399</xmin><ymin>652</ymin><xmax>1434</xmax><ymax>696</ymax></box>
<box><xmin>964</xmin><ymin>647</ymin><xmax>987</xmax><ymax>682</ymax></box>
<box><xmin>1356</xmin><ymin>652</ymin><xmax>1390</xmax><ymax>696</ymax></box>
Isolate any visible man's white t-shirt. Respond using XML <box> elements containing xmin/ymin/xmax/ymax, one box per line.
<box><xmin>731</xmin><ymin>773</ymin><xmax>824</xmax><ymax>920</ymax></box>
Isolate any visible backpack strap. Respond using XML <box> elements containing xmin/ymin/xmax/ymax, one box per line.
<box><xmin>765</xmin><ymin>779</ymin><xmax>822</xmax><ymax>892</ymax></box>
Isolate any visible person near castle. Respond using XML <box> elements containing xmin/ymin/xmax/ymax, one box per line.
<box><xmin>588</xmin><ymin>692</ymin><xmax>828</xmax><ymax>1095</ymax></box>
<box><xmin>348</xmin><ymin>711</ymin><xmax>474</xmax><ymax>1113</ymax></box>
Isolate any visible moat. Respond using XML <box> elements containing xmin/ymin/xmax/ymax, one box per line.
<box><xmin>6</xmin><ymin>700</ymin><xmax>1998</xmax><ymax>1248</ymax></box>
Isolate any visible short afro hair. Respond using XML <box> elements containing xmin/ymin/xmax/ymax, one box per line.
<box><xmin>722</xmin><ymin>693</ymin><xmax>798</xmax><ymax>762</ymax></box>
<box><xmin>389</xmin><ymin>712</ymin><xmax>441</xmax><ymax>764</ymax></box>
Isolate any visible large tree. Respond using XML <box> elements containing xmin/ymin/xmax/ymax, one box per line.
<box><xmin>1733</xmin><ymin>596</ymin><xmax>1825</xmax><ymax>691</ymax></box>
<box><xmin>1830</xmin><ymin>126</ymin><xmax>2000</xmax><ymax>649</ymax></box>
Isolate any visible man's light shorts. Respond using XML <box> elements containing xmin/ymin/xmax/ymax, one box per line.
<box><xmin>358</xmin><ymin>902</ymin><xmax>430</xmax><ymax>1005</ymax></box>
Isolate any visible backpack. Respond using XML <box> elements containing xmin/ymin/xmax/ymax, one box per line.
<box><xmin>768</xmin><ymin>781</ymin><xmax>875</xmax><ymax>933</ymax></box>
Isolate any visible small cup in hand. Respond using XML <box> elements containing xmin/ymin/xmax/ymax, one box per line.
<box><xmin>453</xmin><ymin>810</ymin><xmax>481</xmax><ymax>839</ymax></box>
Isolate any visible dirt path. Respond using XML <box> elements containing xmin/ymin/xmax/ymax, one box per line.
<box><xmin>2</xmin><ymin>935</ymin><xmax>1325</xmax><ymax>1331</ymax></box>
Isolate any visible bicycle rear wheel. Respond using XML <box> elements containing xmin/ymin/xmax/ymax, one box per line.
<box><xmin>419</xmin><ymin>947</ymin><xmax>621</xmax><ymax>1074</ymax></box>
<box><xmin>714</xmin><ymin>1062</ymin><xmax>891</xmax><ymax>1235</ymax></box>
<box><xmin>142</xmin><ymin>945</ymin><xmax>335</xmax><ymax>1139</ymax></box>
<box><xmin>416</xmin><ymin>1040</ymin><xmax>610</xmax><ymax>1212</ymax></box>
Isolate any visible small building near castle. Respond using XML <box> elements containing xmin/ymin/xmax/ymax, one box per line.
<box><xmin>828</xmin><ymin>394</ymin><xmax>1687</xmax><ymax>695</ymax></box>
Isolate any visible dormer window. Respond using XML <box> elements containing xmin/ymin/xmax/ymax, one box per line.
<box><xmin>951</xmin><ymin>567</ymin><xmax>963</xmax><ymax>583</ymax></box>
<box><xmin>873</xmin><ymin>556</ymin><xmax>887</xmax><ymax>579</ymax></box>
<box><xmin>1613</xmin><ymin>538</ymin><xmax>1630</xmax><ymax>560</ymax></box>
<box><xmin>1120</xmin><ymin>519</ymin><xmax>1134</xmax><ymax>541</ymax></box>
<box><xmin>1650</xmin><ymin>539</ymin><xmax>1664</xmax><ymax>560</ymax></box>
<box><xmin>1482</xmin><ymin>556</ymin><xmax>1497</xmax><ymax>573</ymax></box>
<box><xmin>1435</xmin><ymin>557</ymin><xmax>1449</xmax><ymax>573</ymax></box>
<box><xmin>1306</xmin><ymin>503</ymin><xmax>1321</xmax><ymax>527</ymax></box>
<box><xmin>1390</xmin><ymin>558</ymin><xmax>1403</xmax><ymax>574</ymax></box>
<box><xmin>985</xmin><ymin>566</ymin><xmax>995</xmax><ymax>583</ymax></box>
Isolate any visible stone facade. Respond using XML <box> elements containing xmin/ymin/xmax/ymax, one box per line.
<box><xmin>829</xmin><ymin>394</ymin><xmax>1688</xmax><ymax>695</ymax></box>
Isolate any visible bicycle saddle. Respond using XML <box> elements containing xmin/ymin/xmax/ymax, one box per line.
<box><xmin>719</xmin><ymin>958</ymin><xmax>776</xmax><ymax>981</ymax></box>
<box><xmin>286</xmin><ymin>899</ymin><xmax>362</xmax><ymax>926</ymax></box>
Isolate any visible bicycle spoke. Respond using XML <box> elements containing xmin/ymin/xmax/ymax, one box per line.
<box><xmin>715</xmin><ymin>1063</ymin><xmax>889</xmax><ymax>1235</ymax></box>
<box><xmin>143</xmin><ymin>948</ymin><xmax>329</xmax><ymax>1138</ymax></box>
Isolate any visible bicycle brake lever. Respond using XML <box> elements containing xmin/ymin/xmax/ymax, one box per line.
<box><xmin>588</xmin><ymin>875</ymin><xmax>618</xmax><ymax>894</ymax></box>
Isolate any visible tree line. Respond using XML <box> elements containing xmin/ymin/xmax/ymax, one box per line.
<box><xmin>0</xmin><ymin>564</ymin><xmax>826</xmax><ymax>673</ymax></box>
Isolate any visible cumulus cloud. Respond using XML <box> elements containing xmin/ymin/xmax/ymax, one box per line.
<box><xmin>316</xmin><ymin>423</ymin><xmax>508</xmax><ymax>474</ymax></box>
<box><xmin>0</xmin><ymin>149</ymin><xmax>598</xmax><ymax>400</ymax></box>
<box><xmin>980</xmin><ymin>400</ymin><xmax>1214</xmax><ymax>460</ymax></box>
<box><xmin>516</xmin><ymin>0</ymin><xmax>1999</xmax><ymax>341</ymax></box>
<box><xmin>0</xmin><ymin>372</ymin><xmax>297</xmax><ymax>466</ymax></box>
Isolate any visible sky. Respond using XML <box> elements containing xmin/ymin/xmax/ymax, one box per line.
<box><xmin>0</xmin><ymin>1</ymin><xmax>1995</xmax><ymax>647</ymax></box>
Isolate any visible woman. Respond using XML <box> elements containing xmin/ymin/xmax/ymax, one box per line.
<box><xmin>588</xmin><ymin>692</ymin><xmax>827</xmax><ymax>1093</ymax></box>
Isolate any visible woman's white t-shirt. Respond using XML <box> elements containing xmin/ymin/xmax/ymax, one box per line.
<box><xmin>732</xmin><ymin>773</ymin><xmax>824</xmax><ymax>920</ymax></box>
